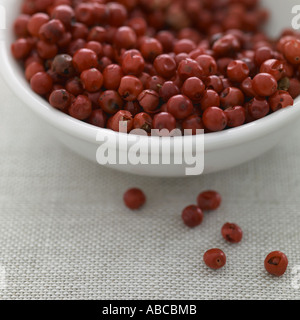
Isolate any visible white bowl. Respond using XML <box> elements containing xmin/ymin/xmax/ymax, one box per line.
<box><xmin>1</xmin><ymin>0</ymin><xmax>300</xmax><ymax>177</ymax></box>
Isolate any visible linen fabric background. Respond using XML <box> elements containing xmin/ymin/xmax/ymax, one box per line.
<box><xmin>0</xmin><ymin>76</ymin><xmax>300</xmax><ymax>300</ymax></box>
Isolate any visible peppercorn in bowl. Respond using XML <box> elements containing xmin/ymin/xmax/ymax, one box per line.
<box><xmin>1</xmin><ymin>0</ymin><xmax>300</xmax><ymax>177</ymax></box>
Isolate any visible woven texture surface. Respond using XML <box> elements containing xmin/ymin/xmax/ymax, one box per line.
<box><xmin>0</xmin><ymin>76</ymin><xmax>300</xmax><ymax>300</ymax></box>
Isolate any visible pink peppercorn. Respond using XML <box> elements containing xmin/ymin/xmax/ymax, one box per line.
<box><xmin>123</xmin><ymin>188</ymin><xmax>146</xmax><ymax>210</ymax></box>
<box><xmin>182</xmin><ymin>205</ymin><xmax>204</xmax><ymax>228</ymax></box>
<box><xmin>197</xmin><ymin>190</ymin><xmax>222</xmax><ymax>211</ymax></box>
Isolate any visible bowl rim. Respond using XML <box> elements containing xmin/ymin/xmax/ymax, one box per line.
<box><xmin>1</xmin><ymin>0</ymin><xmax>300</xmax><ymax>152</ymax></box>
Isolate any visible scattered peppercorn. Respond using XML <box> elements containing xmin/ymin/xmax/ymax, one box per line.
<box><xmin>123</xmin><ymin>188</ymin><xmax>146</xmax><ymax>210</ymax></box>
<box><xmin>197</xmin><ymin>190</ymin><xmax>222</xmax><ymax>211</ymax></box>
<box><xmin>182</xmin><ymin>205</ymin><xmax>204</xmax><ymax>228</ymax></box>
<box><xmin>203</xmin><ymin>248</ymin><xmax>226</xmax><ymax>270</ymax></box>
<box><xmin>221</xmin><ymin>223</ymin><xmax>243</xmax><ymax>243</ymax></box>
<box><xmin>264</xmin><ymin>251</ymin><xmax>288</xmax><ymax>277</ymax></box>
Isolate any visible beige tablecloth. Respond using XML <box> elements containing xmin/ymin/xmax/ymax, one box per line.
<box><xmin>0</xmin><ymin>75</ymin><xmax>300</xmax><ymax>300</ymax></box>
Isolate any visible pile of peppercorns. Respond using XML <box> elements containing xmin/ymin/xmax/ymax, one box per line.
<box><xmin>124</xmin><ymin>187</ymin><xmax>289</xmax><ymax>277</ymax></box>
<box><xmin>11</xmin><ymin>0</ymin><xmax>300</xmax><ymax>135</ymax></box>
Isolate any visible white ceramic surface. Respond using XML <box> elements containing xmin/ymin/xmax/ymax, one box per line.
<box><xmin>1</xmin><ymin>0</ymin><xmax>300</xmax><ymax>177</ymax></box>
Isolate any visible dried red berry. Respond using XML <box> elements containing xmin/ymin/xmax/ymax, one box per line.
<box><xmin>153</xmin><ymin>54</ymin><xmax>177</xmax><ymax>79</ymax></box>
<box><xmin>224</xmin><ymin>106</ymin><xmax>246</xmax><ymax>128</ymax></box>
<box><xmin>11</xmin><ymin>38</ymin><xmax>31</xmax><ymax>60</ymax></box>
<box><xmin>212</xmin><ymin>34</ymin><xmax>240</xmax><ymax>57</ymax></box>
<box><xmin>167</xmin><ymin>94</ymin><xmax>193</xmax><ymax>120</ymax></box>
<box><xmin>68</xmin><ymin>95</ymin><xmax>92</xmax><ymax>120</ymax></box>
<box><xmin>227</xmin><ymin>60</ymin><xmax>250</xmax><ymax>82</ymax></box>
<box><xmin>28</xmin><ymin>13</ymin><xmax>50</xmax><ymax>37</ymax></box>
<box><xmin>123</xmin><ymin>188</ymin><xmax>146</xmax><ymax>210</ymax></box>
<box><xmin>252</xmin><ymin>73</ymin><xmax>278</xmax><ymax>97</ymax></box>
<box><xmin>80</xmin><ymin>68</ymin><xmax>103</xmax><ymax>93</ymax></box>
<box><xmin>152</xmin><ymin>112</ymin><xmax>176</xmax><ymax>132</ymax></box>
<box><xmin>49</xmin><ymin>89</ymin><xmax>71</xmax><ymax>110</ymax></box>
<box><xmin>203</xmin><ymin>249</ymin><xmax>226</xmax><ymax>270</ymax></box>
<box><xmin>72</xmin><ymin>48</ymin><xmax>98</xmax><ymax>73</ymax></box>
<box><xmin>87</xmin><ymin>109</ymin><xmax>107</xmax><ymax>128</ymax></box>
<box><xmin>200</xmin><ymin>89</ymin><xmax>221</xmax><ymax>111</ymax></box>
<box><xmin>133</xmin><ymin>112</ymin><xmax>153</xmax><ymax>133</ymax></box>
<box><xmin>51</xmin><ymin>54</ymin><xmax>74</xmax><ymax>77</ymax></box>
<box><xmin>103</xmin><ymin>64</ymin><xmax>123</xmax><ymax>90</ymax></box>
<box><xmin>260</xmin><ymin>59</ymin><xmax>284</xmax><ymax>81</ymax></box>
<box><xmin>197</xmin><ymin>190</ymin><xmax>222</xmax><ymax>211</ymax></box>
<box><xmin>220</xmin><ymin>87</ymin><xmax>244</xmax><ymax>109</ymax></box>
<box><xmin>109</xmin><ymin>110</ymin><xmax>133</xmax><ymax>132</ymax></box>
<box><xmin>182</xmin><ymin>205</ymin><xmax>204</xmax><ymax>228</ymax></box>
<box><xmin>181</xmin><ymin>77</ymin><xmax>205</xmax><ymax>102</ymax></box>
<box><xmin>118</xmin><ymin>75</ymin><xmax>143</xmax><ymax>101</ymax></box>
<box><xmin>288</xmin><ymin>78</ymin><xmax>300</xmax><ymax>98</ymax></box>
<box><xmin>98</xmin><ymin>90</ymin><xmax>123</xmax><ymax>115</ymax></box>
<box><xmin>30</xmin><ymin>72</ymin><xmax>53</xmax><ymax>95</ymax></box>
<box><xmin>140</xmin><ymin>37</ymin><xmax>163</xmax><ymax>62</ymax></box>
<box><xmin>182</xmin><ymin>115</ymin><xmax>204</xmax><ymax>135</ymax></box>
<box><xmin>264</xmin><ymin>251</ymin><xmax>288</xmax><ymax>276</ymax></box>
<box><xmin>138</xmin><ymin>90</ymin><xmax>160</xmax><ymax>113</ymax></box>
<box><xmin>202</xmin><ymin>107</ymin><xmax>227</xmax><ymax>132</ymax></box>
<box><xmin>283</xmin><ymin>39</ymin><xmax>300</xmax><ymax>65</ymax></box>
<box><xmin>177</xmin><ymin>58</ymin><xmax>203</xmax><ymax>81</ymax></box>
<box><xmin>122</xmin><ymin>50</ymin><xmax>145</xmax><ymax>76</ymax></box>
<box><xmin>268</xmin><ymin>91</ymin><xmax>294</xmax><ymax>112</ymax></box>
<box><xmin>196</xmin><ymin>55</ymin><xmax>217</xmax><ymax>76</ymax></box>
<box><xmin>39</xmin><ymin>19</ymin><xmax>65</xmax><ymax>44</ymax></box>
<box><xmin>221</xmin><ymin>223</ymin><xmax>243</xmax><ymax>243</ymax></box>
<box><xmin>25</xmin><ymin>62</ymin><xmax>45</xmax><ymax>81</ymax></box>
<box><xmin>114</xmin><ymin>26</ymin><xmax>137</xmax><ymax>50</ymax></box>
<box><xmin>246</xmin><ymin>97</ymin><xmax>270</xmax><ymax>120</ymax></box>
